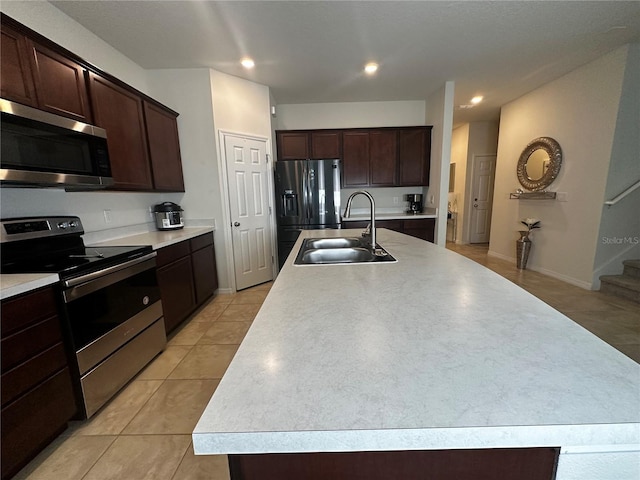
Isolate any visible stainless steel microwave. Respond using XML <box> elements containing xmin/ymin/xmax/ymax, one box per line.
<box><xmin>0</xmin><ymin>99</ymin><xmax>113</xmax><ymax>189</ymax></box>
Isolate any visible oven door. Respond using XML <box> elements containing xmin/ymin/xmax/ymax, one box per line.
<box><xmin>62</xmin><ymin>253</ymin><xmax>166</xmax><ymax>417</ymax></box>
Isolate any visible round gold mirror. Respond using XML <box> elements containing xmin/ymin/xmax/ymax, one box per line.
<box><xmin>517</xmin><ymin>137</ymin><xmax>562</xmax><ymax>191</ymax></box>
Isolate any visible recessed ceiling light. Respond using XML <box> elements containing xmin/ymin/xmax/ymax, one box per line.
<box><xmin>364</xmin><ymin>63</ymin><xmax>379</xmax><ymax>75</ymax></box>
<box><xmin>241</xmin><ymin>58</ymin><xmax>255</xmax><ymax>69</ymax></box>
<box><xmin>470</xmin><ymin>96</ymin><xmax>483</xmax><ymax>104</ymax></box>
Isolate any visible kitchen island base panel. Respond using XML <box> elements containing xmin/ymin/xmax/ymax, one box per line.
<box><xmin>228</xmin><ymin>447</ymin><xmax>560</xmax><ymax>480</ymax></box>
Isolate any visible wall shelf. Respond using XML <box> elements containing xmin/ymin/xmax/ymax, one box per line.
<box><xmin>510</xmin><ymin>191</ymin><xmax>557</xmax><ymax>200</ymax></box>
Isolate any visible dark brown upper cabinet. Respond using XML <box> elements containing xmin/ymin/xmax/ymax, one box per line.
<box><xmin>343</xmin><ymin>129</ymin><xmax>397</xmax><ymax>187</ymax></box>
<box><xmin>1</xmin><ymin>14</ymin><xmax>186</xmax><ymax>193</ymax></box>
<box><xmin>276</xmin><ymin>130</ymin><xmax>342</xmax><ymax>160</ymax></box>
<box><xmin>89</xmin><ymin>72</ymin><xmax>153</xmax><ymax>191</ymax></box>
<box><xmin>1</xmin><ymin>23</ymin><xmax>92</xmax><ymax>123</ymax></box>
<box><xmin>0</xmin><ymin>23</ymin><xmax>37</xmax><ymax>107</ymax></box>
<box><xmin>276</xmin><ymin>131</ymin><xmax>309</xmax><ymax>160</ymax></box>
<box><xmin>28</xmin><ymin>42</ymin><xmax>92</xmax><ymax>123</ymax></box>
<box><xmin>399</xmin><ymin>127</ymin><xmax>431</xmax><ymax>186</ymax></box>
<box><xmin>342</xmin><ymin>131</ymin><xmax>370</xmax><ymax>187</ymax></box>
<box><xmin>369</xmin><ymin>129</ymin><xmax>398</xmax><ymax>186</ymax></box>
<box><xmin>310</xmin><ymin>131</ymin><xmax>341</xmax><ymax>159</ymax></box>
<box><xmin>144</xmin><ymin>101</ymin><xmax>185</xmax><ymax>192</ymax></box>
<box><xmin>276</xmin><ymin>126</ymin><xmax>431</xmax><ymax>188</ymax></box>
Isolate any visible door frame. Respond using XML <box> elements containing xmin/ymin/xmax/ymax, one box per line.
<box><xmin>217</xmin><ymin>129</ymin><xmax>277</xmax><ymax>293</ymax></box>
<box><xmin>464</xmin><ymin>154</ymin><xmax>497</xmax><ymax>244</ymax></box>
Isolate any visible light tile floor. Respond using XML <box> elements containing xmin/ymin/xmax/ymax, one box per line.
<box><xmin>14</xmin><ymin>246</ymin><xmax>639</xmax><ymax>479</ymax></box>
<box><xmin>446</xmin><ymin>242</ymin><xmax>640</xmax><ymax>363</ymax></box>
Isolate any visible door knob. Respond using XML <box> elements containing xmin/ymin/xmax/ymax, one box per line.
<box><xmin>234</xmin><ymin>222</ymin><xmax>241</xmax><ymax>227</ymax></box>
<box><xmin>474</xmin><ymin>204</ymin><xmax>478</xmax><ymax>208</ymax></box>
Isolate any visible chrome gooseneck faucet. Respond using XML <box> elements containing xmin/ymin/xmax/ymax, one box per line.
<box><xmin>343</xmin><ymin>190</ymin><xmax>376</xmax><ymax>250</ymax></box>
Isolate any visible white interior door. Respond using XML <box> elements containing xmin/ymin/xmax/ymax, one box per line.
<box><xmin>469</xmin><ymin>155</ymin><xmax>496</xmax><ymax>244</ymax></box>
<box><xmin>224</xmin><ymin>134</ymin><xmax>273</xmax><ymax>290</ymax></box>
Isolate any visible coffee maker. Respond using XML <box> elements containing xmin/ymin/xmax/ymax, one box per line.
<box><xmin>405</xmin><ymin>194</ymin><xmax>423</xmax><ymax>214</ymax></box>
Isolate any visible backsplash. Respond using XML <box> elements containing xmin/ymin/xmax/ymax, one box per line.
<box><xmin>0</xmin><ymin>187</ymin><xmax>183</xmax><ymax>233</ymax></box>
<box><xmin>341</xmin><ymin>186</ymin><xmax>427</xmax><ymax>213</ymax></box>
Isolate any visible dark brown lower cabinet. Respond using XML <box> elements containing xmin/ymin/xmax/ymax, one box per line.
<box><xmin>345</xmin><ymin>218</ymin><xmax>435</xmax><ymax>243</ymax></box>
<box><xmin>1</xmin><ymin>286</ymin><xmax>77</xmax><ymax>480</ymax></box>
<box><xmin>228</xmin><ymin>447</ymin><xmax>559</xmax><ymax>480</ymax></box>
<box><xmin>156</xmin><ymin>233</ymin><xmax>218</xmax><ymax>334</ymax></box>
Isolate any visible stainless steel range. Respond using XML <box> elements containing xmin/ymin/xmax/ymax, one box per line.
<box><xmin>0</xmin><ymin>216</ymin><xmax>166</xmax><ymax>418</ymax></box>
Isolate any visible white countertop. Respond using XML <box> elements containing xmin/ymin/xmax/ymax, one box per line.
<box><xmin>89</xmin><ymin>227</ymin><xmax>214</xmax><ymax>250</ymax></box>
<box><xmin>0</xmin><ymin>273</ymin><xmax>59</xmax><ymax>301</ymax></box>
<box><xmin>193</xmin><ymin>228</ymin><xmax>640</xmax><ymax>457</ymax></box>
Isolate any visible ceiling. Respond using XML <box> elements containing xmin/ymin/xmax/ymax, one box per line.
<box><xmin>50</xmin><ymin>1</ymin><xmax>640</xmax><ymax>126</ymax></box>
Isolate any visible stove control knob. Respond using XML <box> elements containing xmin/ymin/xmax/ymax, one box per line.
<box><xmin>58</xmin><ymin>221</ymin><xmax>68</xmax><ymax>229</ymax></box>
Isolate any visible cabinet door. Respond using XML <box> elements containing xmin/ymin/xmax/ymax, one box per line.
<box><xmin>342</xmin><ymin>131</ymin><xmax>370</xmax><ymax>187</ymax></box>
<box><xmin>369</xmin><ymin>130</ymin><xmax>397</xmax><ymax>186</ymax></box>
<box><xmin>144</xmin><ymin>101</ymin><xmax>185</xmax><ymax>192</ymax></box>
<box><xmin>28</xmin><ymin>41</ymin><xmax>92</xmax><ymax>123</ymax></box>
<box><xmin>89</xmin><ymin>72</ymin><xmax>153</xmax><ymax>190</ymax></box>
<box><xmin>192</xmin><ymin>245</ymin><xmax>218</xmax><ymax>305</ymax></box>
<box><xmin>0</xmin><ymin>24</ymin><xmax>37</xmax><ymax>106</ymax></box>
<box><xmin>399</xmin><ymin>128</ymin><xmax>431</xmax><ymax>186</ymax></box>
<box><xmin>157</xmin><ymin>256</ymin><xmax>196</xmax><ymax>334</ymax></box>
<box><xmin>276</xmin><ymin>131</ymin><xmax>309</xmax><ymax>160</ymax></box>
<box><xmin>310</xmin><ymin>131</ymin><xmax>341</xmax><ymax>159</ymax></box>
<box><xmin>403</xmin><ymin>218</ymin><xmax>435</xmax><ymax>243</ymax></box>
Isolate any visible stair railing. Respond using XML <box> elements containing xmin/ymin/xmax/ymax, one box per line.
<box><xmin>604</xmin><ymin>179</ymin><xmax>640</xmax><ymax>207</ymax></box>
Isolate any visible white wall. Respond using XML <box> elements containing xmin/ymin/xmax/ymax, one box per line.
<box><xmin>275</xmin><ymin>101</ymin><xmax>426</xmax><ymax>130</ymax></box>
<box><xmin>460</xmin><ymin>122</ymin><xmax>499</xmax><ymax>244</ymax></box>
<box><xmin>425</xmin><ymin>81</ymin><xmax>455</xmax><ymax>246</ymax></box>
<box><xmin>490</xmin><ymin>46</ymin><xmax>629</xmax><ymax>288</ymax></box>
<box><xmin>449</xmin><ymin>125</ymin><xmax>470</xmax><ymax>242</ymax></box>
<box><xmin>593</xmin><ymin>43</ymin><xmax>640</xmax><ymax>286</ymax></box>
<box><xmin>209</xmin><ymin>70</ymin><xmax>274</xmax><ymax>291</ymax></box>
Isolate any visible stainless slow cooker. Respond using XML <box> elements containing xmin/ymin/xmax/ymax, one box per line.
<box><xmin>152</xmin><ymin>202</ymin><xmax>184</xmax><ymax>230</ymax></box>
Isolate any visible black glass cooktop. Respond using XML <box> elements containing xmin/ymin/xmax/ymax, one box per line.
<box><xmin>1</xmin><ymin>244</ymin><xmax>152</xmax><ymax>280</ymax></box>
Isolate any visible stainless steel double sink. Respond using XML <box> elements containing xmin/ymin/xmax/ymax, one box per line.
<box><xmin>294</xmin><ymin>237</ymin><xmax>396</xmax><ymax>265</ymax></box>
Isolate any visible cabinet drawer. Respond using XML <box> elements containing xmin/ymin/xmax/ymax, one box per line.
<box><xmin>1</xmin><ymin>287</ymin><xmax>58</xmax><ymax>337</ymax></box>
<box><xmin>1</xmin><ymin>342</ymin><xmax>68</xmax><ymax>407</ymax></box>
<box><xmin>156</xmin><ymin>239</ymin><xmax>190</xmax><ymax>267</ymax></box>
<box><xmin>1</xmin><ymin>367</ymin><xmax>76</xmax><ymax>480</ymax></box>
<box><xmin>190</xmin><ymin>233</ymin><xmax>213</xmax><ymax>252</ymax></box>
<box><xmin>1</xmin><ymin>317</ymin><xmax>62</xmax><ymax>373</ymax></box>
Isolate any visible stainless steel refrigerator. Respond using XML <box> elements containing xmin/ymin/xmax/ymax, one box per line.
<box><xmin>275</xmin><ymin>159</ymin><xmax>341</xmax><ymax>268</ymax></box>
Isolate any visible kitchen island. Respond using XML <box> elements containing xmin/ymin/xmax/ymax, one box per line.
<box><xmin>193</xmin><ymin>228</ymin><xmax>639</xmax><ymax>479</ymax></box>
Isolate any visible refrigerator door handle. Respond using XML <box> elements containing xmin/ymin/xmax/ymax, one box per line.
<box><xmin>303</xmin><ymin>163</ymin><xmax>311</xmax><ymax>221</ymax></box>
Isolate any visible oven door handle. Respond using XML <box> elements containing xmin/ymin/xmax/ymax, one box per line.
<box><xmin>63</xmin><ymin>252</ymin><xmax>157</xmax><ymax>303</ymax></box>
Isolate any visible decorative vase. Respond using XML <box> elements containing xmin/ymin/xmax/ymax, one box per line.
<box><xmin>516</xmin><ymin>230</ymin><xmax>532</xmax><ymax>270</ymax></box>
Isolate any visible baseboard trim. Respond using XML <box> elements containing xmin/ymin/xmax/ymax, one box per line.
<box><xmin>487</xmin><ymin>250</ymin><xmax>594</xmax><ymax>290</ymax></box>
